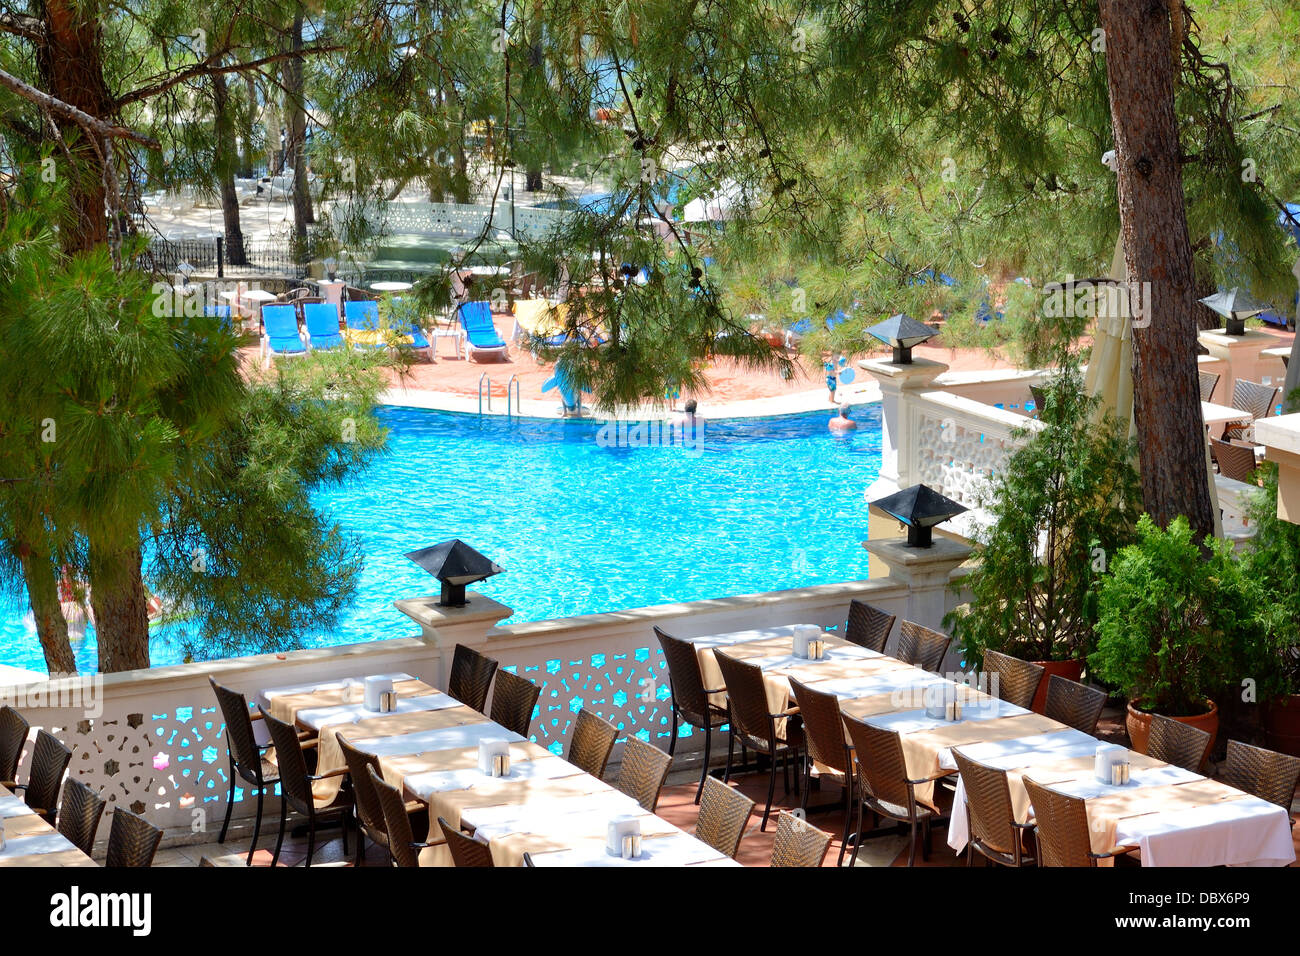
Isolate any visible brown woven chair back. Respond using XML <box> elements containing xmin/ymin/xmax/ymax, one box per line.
<box><xmin>568</xmin><ymin>709</ymin><xmax>618</xmax><ymax>778</ymax></box>
<box><xmin>367</xmin><ymin>765</ymin><xmax>418</xmax><ymax>866</ymax></box>
<box><xmin>489</xmin><ymin>669</ymin><xmax>540</xmax><ymax>738</ymax></box>
<box><xmin>983</xmin><ymin>650</ymin><xmax>1044</xmax><ymax>710</ymax></box>
<box><xmin>1023</xmin><ymin>777</ymin><xmax>1095</xmax><ymax>866</ymax></box>
<box><xmin>953</xmin><ymin>748</ymin><xmax>1020</xmax><ymax>858</ymax></box>
<box><xmin>654</xmin><ymin>626</ymin><xmax>712</xmax><ymax>722</ymax></box>
<box><xmin>259</xmin><ymin>708</ymin><xmax>312</xmax><ymax>814</ymax></box>
<box><xmin>339</xmin><ymin>736</ymin><xmax>386</xmax><ymax>837</ymax></box>
<box><xmin>438</xmin><ymin>816</ymin><xmax>495</xmax><ymax>867</ymax></box>
<box><xmin>1146</xmin><ymin>713</ymin><xmax>1211</xmax><ymax>772</ymax></box>
<box><xmin>1211</xmin><ymin>438</ymin><xmax>1258</xmax><ymax>482</ymax></box>
<box><xmin>897</xmin><ymin>620</ymin><xmax>951</xmax><ymax>672</ymax></box>
<box><xmin>1231</xmin><ymin>379</ymin><xmax>1278</xmax><ymax>420</ymax></box>
<box><xmin>1043</xmin><ymin>675</ymin><xmax>1106</xmax><ymax>734</ymax></box>
<box><xmin>104</xmin><ymin>808</ymin><xmax>162</xmax><ymax>867</ymax></box>
<box><xmin>56</xmin><ymin>777</ymin><xmax>106</xmax><ymax>856</ymax></box>
<box><xmin>209</xmin><ymin>677</ymin><xmax>268</xmax><ymax>785</ymax></box>
<box><xmin>695</xmin><ymin>777</ymin><xmax>754</xmax><ymax>858</ymax></box>
<box><xmin>842</xmin><ymin>715</ymin><xmax>911</xmax><ymax>810</ymax></box>
<box><xmin>0</xmin><ymin>705</ymin><xmax>29</xmax><ymax>784</ymax></box>
<box><xmin>613</xmin><ymin>736</ymin><xmax>673</xmax><ymax>811</ymax></box>
<box><xmin>1198</xmin><ymin>370</ymin><xmax>1220</xmax><ymax>402</ymax></box>
<box><xmin>1221</xmin><ymin>739</ymin><xmax>1300</xmax><ymax>810</ymax></box>
<box><xmin>788</xmin><ymin>677</ymin><xmax>850</xmax><ymax>775</ymax></box>
<box><xmin>714</xmin><ymin>651</ymin><xmax>777</xmax><ymax>748</ymax></box>
<box><xmin>845</xmin><ymin>600</ymin><xmax>896</xmax><ymax>653</ymax></box>
<box><xmin>24</xmin><ymin>729</ymin><xmax>71</xmax><ymax>822</ymax></box>
<box><xmin>770</xmin><ymin>812</ymin><xmax>832</xmax><ymax>867</ymax></box>
<box><xmin>448</xmin><ymin>644</ymin><xmax>498</xmax><ymax>713</ymax></box>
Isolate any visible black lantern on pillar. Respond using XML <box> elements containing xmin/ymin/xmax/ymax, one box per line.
<box><xmin>865</xmin><ymin>313</ymin><xmax>938</xmax><ymax>364</ymax></box>
<box><xmin>404</xmin><ymin>540</ymin><xmax>504</xmax><ymax>607</ymax></box>
<box><xmin>1199</xmin><ymin>288</ymin><xmax>1266</xmax><ymax>336</ymax></box>
<box><xmin>869</xmin><ymin>484</ymin><xmax>968</xmax><ymax>548</ymax></box>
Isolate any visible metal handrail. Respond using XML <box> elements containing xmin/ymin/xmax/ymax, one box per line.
<box><xmin>506</xmin><ymin>375</ymin><xmax>521</xmax><ymax>418</ymax></box>
<box><xmin>479</xmin><ymin>373</ymin><xmax>491</xmax><ymax>414</ymax></box>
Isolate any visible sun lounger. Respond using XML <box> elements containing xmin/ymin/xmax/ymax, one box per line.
<box><xmin>260</xmin><ymin>304</ymin><xmax>306</xmax><ymax>362</ymax></box>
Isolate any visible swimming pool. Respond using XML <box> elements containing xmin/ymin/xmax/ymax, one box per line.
<box><xmin>0</xmin><ymin>404</ymin><xmax>882</xmax><ymax>673</ymax></box>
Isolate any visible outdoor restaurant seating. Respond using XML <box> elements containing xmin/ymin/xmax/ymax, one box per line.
<box><xmin>447</xmin><ymin>643</ymin><xmax>498</xmax><ymax>713</ymax></box>
<box><xmin>1220</xmin><ymin>739</ymin><xmax>1300</xmax><ymax>813</ymax></box>
<box><xmin>655</xmin><ymin>625</ymin><xmax>729</xmax><ymax>803</ymax></box>
<box><xmin>438</xmin><ymin>816</ymin><xmax>495</xmax><ymax>867</ymax></box>
<box><xmin>488</xmin><ymin>668</ymin><xmax>541</xmax><ymax>737</ymax></box>
<box><xmin>769</xmin><ymin>811</ymin><xmax>832</xmax><ymax>867</ymax></box>
<box><xmin>1146</xmin><ymin>713</ymin><xmax>1212</xmax><ymax>773</ymax></box>
<box><xmin>567</xmin><ymin>708</ymin><xmax>619</xmax><ymax>778</ymax></box>
<box><xmin>897</xmin><ymin>620</ymin><xmax>951</xmax><ymax>673</ymax></box>
<box><xmin>613</xmin><ymin>736</ymin><xmax>673</xmax><ymax>812</ymax></box>
<box><xmin>843</xmin><ymin>714</ymin><xmax>939</xmax><ymax>867</ymax></box>
<box><xmin>209</xmin><ymin>676</ymin><xmax>282</xmax><ymax>864</ymax></box>
<box><xmin>368</xmin><ymin>766</ymin><xmax>448</xmax><ymax>867</ymax></box>
<box><xmin>844</xmin><ymin>598</ymin><xmax>896</xmax><ymax>653</ymax></box>
<box><xmin>693</xmin><ymin>777</ymin><xmax>754</xmax><ymax>859</ymax></box>
<box><xmin>1198</xmin><ymin>369</ymin><xmax>1221</xmax><ymax>402</ymax></box>
<box><xmin>983</xmin><ymin>650</ymin><xmax>1045</xmax><ymax>710</ymax></box>
<box><xmin>55</xmin><ymin>778</ymin><xmax>106</xmax><ymax>857</ymax></box>
<box><xmin>1211</xmin><ymin>437</ymin><xmax>1259</xmax><ymax>482</ymax></box>
<box><xmin>788</xmin><ymin>676</ymin><xmax>856</xmax><ymax>865</ymax></box>
<box><xmin>1023</xmin><ymin>777</ymin><xmax>1130</xmax><ymax>867</ymax></box>
<box><xmin>15</xmin><ymin>729</ymin><xmax>71</xmax><ymax>824</ymax></box>
<box><xmin>1042</xmin><ymin>675</ymin><xmax>1107</xmax><ymax>734</ymax></box>
<box><xmin>952</xmin><ymin>748</ymin><xmax>1035</xmax><ymax>867</ymax></box>
<box><xmin>1223</xmin><ymin>378</ymin><xmax>1278</xmax><ymax>441</ymax></box>
<box><xmin>104</xmin><ymin>808</ymin><xmax>163</xmax><ymax>868</ymax></box>
<box><xmin>715</xmin><ymin>650</ymin><xmax>803</xmax><ymax>831</ymax></box>
<box><xmin>261</xmin><ymin>708</ymin><xmax>353</xmax><ymax>867</ymax></box>
<box><xmin>339</xmin><ymin>736</ymin><xmax>428</xmax><ymax>866</ymax></box>
<box><xmin>0</xmin><ymin>704</ymin><xmax>29</xmax><ymax>787</ymax></box>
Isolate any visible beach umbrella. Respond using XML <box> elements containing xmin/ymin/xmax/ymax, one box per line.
<box><xmin>404</xmin><ymin>540</ymin><xmax>504</xmax><ymax>607</ymax></box>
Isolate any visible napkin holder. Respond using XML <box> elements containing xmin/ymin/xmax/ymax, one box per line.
<box><xmin>1094</xmin><ymin>744</ymin><xmax>1126</xmax><ymax>784</ymax></box>
<box><xmin>792</xmin><ymin>625</ymin><xmax>820</xmax><ymax>660</ymax></box>
<box><xmin>606</xmin><ymin>815</ymin><xmax>641</xmax><ymax>858</ymax></box>
<box><xmin>923</xmin><ymin>683</ymin><xmax>948</xmax><ymax>720</ymax></box>
<box><xmin>478</xmin><ymin>738</ymin><xmax>512</xmax><ymax>776</ymax></box>
<box><xmin>364</xmin><ymin>676</ymin><xmax>394</xmax><ymax>711</ymax></box>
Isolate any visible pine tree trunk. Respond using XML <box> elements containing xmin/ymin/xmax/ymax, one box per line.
<box><xmin>1098</xmin><ymin>0</ymin><xmax>1215</xmax><ymax>541</ymax></box>
<box><xmin>212</xmin><ymin>71</ymin><xmax>248</xmax><ymax>266</ymax></box>
<box><xmin>240</xmin><ymin>75</ymin><xmax>257</xmax><ymax>178</ymax></box>
<box><xmin>88</xmin><ymin>538</ymin><xmax>150</xmax><ymax>673</ymax></box>
<box><xmin>285</xmin><ymin>8</ymin><xmax>314</xmax><ymax>245</ymax></box>
<box><xmin>18</xmin><ymin>547</ymin><xmax>76</xmax><ymax>675</ymax></box>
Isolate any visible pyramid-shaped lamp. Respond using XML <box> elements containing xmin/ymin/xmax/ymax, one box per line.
<box><xmin>866</xmin><ymin>314</ymin><xmax>938</xmax><ymax>364</ymax></box>
<box><xmin>404</xmin><ymin>540</ymin><xmax>504</xmax><ymax>607</ymax></box>
<box><xmin>869</xmin><ymin>484</ymin><xmax>968</xmax><ymax>548</ymax></box>
<box><xmin>1199</xmin><ymin>287</ymin><xmax>1266</xmax><ymax>336</ymax></box>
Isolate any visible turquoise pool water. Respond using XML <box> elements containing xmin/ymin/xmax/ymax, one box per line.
<box><xmin>0</xmin><ymin>404</ymin><xmax>881</xmax><ymax>673</ymax></box>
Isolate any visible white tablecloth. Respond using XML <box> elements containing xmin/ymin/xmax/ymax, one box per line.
<box><xmin>403</xmin><ymin>755</ymin><xmax>583</xmax><ymax>802</ymax></box>
<box><xmin>1114</xmin><ymin>797</ymin><xmax>1295</xmax><ymax>867</ymax></box>
<box><xmin>0</xmin><ymin>830</ymin><xmax>73</xmax><ymax>859</ymax></box>
<box><xmin>349</xmin><ymin>724</ymin><xmax>523</xmax><ymax>758</ymax></box>
<box><xmin>529</xmin><ymin>831</ymin><xmax>730</xmax><ymax>867</ymax></box>
<box><xmin>296</xmin><ymin>692</ymin><xmax>459</xmax><ymax>732</ymax></box>
<box><xmin>253</xmin><ymin>672</ymin><xmax>417</xmax><ymax>710</ymax></box>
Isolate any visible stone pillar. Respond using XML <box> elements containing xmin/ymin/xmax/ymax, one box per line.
<box><xmin>393</xmin><ymin>592</ymin><xmax>514</xmax><ymax>688</ymax></box>
<box><xmin>1198</xmin><ymin>328</ymin><xmax>1284</xmax><ymax>405</ymax></box>
<box><xmin>1256</xmin><ymin>413</ymin><xmax>1300</xmax><ymax>525</ymax></box>
<box><xmin>862</xmin><ymin>536</ymin><xmax>972</xmax><ymax>672</ymax></box>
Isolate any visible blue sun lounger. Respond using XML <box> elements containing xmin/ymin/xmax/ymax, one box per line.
<box><xmin>456</xmin><ymin>301</ymin><xmax>508</xmax><ymax>361</ymax></box>
<box><xmin>344</xmin><ymin>300</ymin><xmax>386</xmax><ymax>351</ymax></box>
<box><xmin>260</xmin><ymin>304</ymin><xmax>306</xmax><ymax>361</ymax></box>
<box><xmin>303</xmin><ymin>302</ymin><xmax>344</xmax><ymax>351</ymax></box>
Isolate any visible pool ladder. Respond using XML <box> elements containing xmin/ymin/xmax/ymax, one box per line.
<box><xmin>478</xmin><ymin>374</ymin><xmax>522</xmax><ymax>418</ymax></box>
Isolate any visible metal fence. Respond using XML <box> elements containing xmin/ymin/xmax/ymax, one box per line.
<box><xmin>138</xmin><ymin>236</ymin><xmax>329</xmax><ymax>280</ymax></box>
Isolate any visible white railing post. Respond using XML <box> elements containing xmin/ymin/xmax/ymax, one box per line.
<box><xmin>394</xmin><ymin>592</ymin><xmax>515</xmax><ymax>689</ymax></box>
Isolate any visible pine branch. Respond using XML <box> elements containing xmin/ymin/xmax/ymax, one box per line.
<box><xmin>0</xmin><ymin>67</ymin><xmax>160</xmax><ymax>150</ymax></box>
<box><xmin>113</xmin><ymin>45</ymin><xmax>346</xmax><ymax>110</ymax></box>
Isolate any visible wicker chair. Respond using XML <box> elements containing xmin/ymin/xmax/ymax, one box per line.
<box><xmin>1042</xmin><ymin>675</ymin><xmax>1106</xmax><ymax>734</ymax></box>
<box><xmin>448</xmin><ymin>643</ymin><xmax>499</xmax><ymax>713</ymax></box>
<box><xmin>715</xmin><ymin>650</ymin><xmax>802</xmax><ymax>831</ymax></box>
<box><xmin>897</xmin><ymin>620</ymin><xmax>952</xmax><ymax>673</ymax></box>
<box><xmin>14</xmin><ymin>729</ymin><xmax>70</xmax><ymax>824</ymax></box>
<box><xmin>1146</xmin><ymin>713</ymin><xmax>1211</xmax><ymax>772</ymax></box>
<box><xmin>1223</xmin><ymin>379</ymin><xmax>1278</xmax><ymax>441</ymax></box>
<box><xmin>363</xmin><ymin>765</ymin><xmax>441</xmax><ymax>867</ymax></box>
<box><xmin>843</xmin><ymin>714</ymin><xmax>937</xmax><ymax>867</ymax></box>
<box><xmin>1220</xmin><ymin>739</ymin><xmax>1300</xmax><ymax>812</ymax></box>
<box><xmin>952</xmin><ymin>748</ymin><xmax>1035</xmax><ymax>866</ymax></box>
<box><xmin>489</xmin><ymin>669</ymin><xmax>541</xmax><ymax>738</ymax></box>
<box><xmin>844</xmin><ymin>600</ymin><xmax>896</xmax><ymax>653</ymax></box>
<box><xmin>654</xmin><ymin>625</ymin><xmax>729</xmax><ymax>803</ymax></box>
<box><xmin>208</xmin><ymin>676</ymin><xmax>282</xmax><ymax>864</ymax></box>
<box><xmin>104</xmin><ymin>808</ymin><xmax>163</xmax><ymax>868</ymax></box>
<box><xmin>788</xmin><ymin>676</ymin><xmax>855</xmax><ymax>865</ymax></box>
<box><xmin>567</xmin><ymin>709</ymin><xmax>619</xmax><ymax>778</ymax></box>
<box><xmin>1211</xmin><ymin>437</ymin><xmax>1259</xmax><ymax>482</ymax></box>
<box><xmin>694</xmin><ymin>777</ymin><xmax>755</xmax><ymax>859</ymax></box>
<box><xmin>261</xmin><ymin>708</ymin><xmax>352</xmax><ymax>866</ymax></box>
<box><xmin>56</xmin><ymin>778</ymin><xmax>106</xmax><ymax>856</ymax></box>
<box><xmin>769</xmin><ymin>811</ymin><xmax>832</xmax><ymax>867</ymax></box>
<box><xmin>983</xmin><ymin>650</ymin><xmax>1045</xmax><ymax>710</ymax></box>
<box><xmin>0</xmin><ymin>705</ymin><xmax>29</xmax><ymax>788</ymax></box>
<box><xmin>613</xmin><ymin>736</ymin><xmax>673</xmax><ymax>812</ymax></box>
<box><xmin>1024</xmin><ymin>777</ymin><xmax>1126</xmax><ymax>866</ymax></box>
<box><xmin>1198</xmin><ymin>369</ymin><xmax>1221</xmax><ymax>402</ymax></box>
<box><xmin>438</xmin><ymin>816</ymin><xmax>495</xmax><ymax>867</ymax></box>
<box><xmin>339</xmin><ymin>736</ymin><xmax>427</xmax><ymax>866</ymax></box>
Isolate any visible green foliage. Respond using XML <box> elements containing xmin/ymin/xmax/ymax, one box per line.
<box><xmin>946</xmin><ymin>363</ymin><xmax>1140</xmax><ymax>664</ymax></box>
<box><xmin>1238</xmin><ymin>463</ymin><xmax>1300</xmax><ymax>699</ymax></box>
<box><xmin>1089</xmin><ymin>515</ymin><xmax>1268</xmax><ymax>717</ymax></box>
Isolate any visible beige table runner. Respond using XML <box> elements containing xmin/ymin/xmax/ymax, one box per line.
<box><xmin>0</xmin><ymin>846</ymin><xmax>99</xmax><ymax>868</ymax></box>
<box><xmin>899</xmin><ymin>712</ymin><xmax>1066</xmax><ymax>805</ymax></box>
<box><xmin>269</xmin><ymin>678</ymin><xmax>436</xmax><ymax>724</ymax></box>
<box><xmin>429</xmin><ymin>772</ymin><xmax>614</xmax><ymax>830</ymax></box>
<box><xmin>1078</xmin><ymin>778</ymin><xmax>1249</xmax><ymax>855</ymax></box>
<box><xmin>379</xmin><ymin>740</ymin><xmax>555</xmax><ymax>787</ymax></box>
<box><xmin>488</xmin><ymin>813</ymin><xmax>680</xmax><ymax>867</ymax></box>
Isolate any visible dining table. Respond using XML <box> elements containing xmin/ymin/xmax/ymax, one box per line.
<box><xmin>685</xmin><ymin>623</ymin><xmax>1297</xmax><ymax>867</ymax></box>
<box><xmin>0</xmin><ymin>784</ymin><xmax>98</xmax><ymax>868</ymax></box>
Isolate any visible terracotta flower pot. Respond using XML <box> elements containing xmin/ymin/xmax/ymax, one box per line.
<box><xmin>1263</xmin><ymin>694</ymin><xmax>1300</xmax><ymax>757</ymax></box>
<box><xmin>1030</xmin><ymin>658</ymin><xmax>1083</xmax><ymax>714</ymax></box>
<box><xmin>1126</xmin><ymin>701</ymin><xmax>1218</xmax><ymax>768</ymax></box>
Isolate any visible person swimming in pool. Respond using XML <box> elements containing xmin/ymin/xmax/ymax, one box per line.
<box><xmin>828</xmin><ymin>403</ymin><xmax>857</xmax><ymax>432</ymax></box>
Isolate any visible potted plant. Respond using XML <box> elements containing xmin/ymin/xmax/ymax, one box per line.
<box><xmin>946</xmin><ymin>364</ymin><xmax>1140</xmax><ymax>711</ymax></box>
<box><xmin>1090</xmin><ymin>515</ymin><xmax>1268</xmax><ymax>757</ymax></box>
